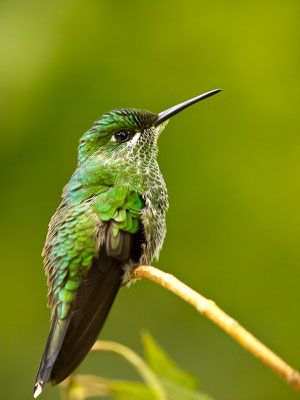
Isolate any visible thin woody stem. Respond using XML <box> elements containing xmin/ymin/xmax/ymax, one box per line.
<box><xmin>131</xmin><ymin>265</ymin><xmax>300</xmax><ymax>392</ymax></box>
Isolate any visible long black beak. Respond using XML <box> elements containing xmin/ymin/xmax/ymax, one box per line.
<box><xmin>154</xmin><ymin>89</ymin><xmax>222</xmax><ymax>126</ymax></box>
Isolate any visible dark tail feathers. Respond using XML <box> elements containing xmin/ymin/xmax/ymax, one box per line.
<box><xmin>34</xmin><ymin>252</ymin><xmax>122</xmax><ymax>397</ymax></box>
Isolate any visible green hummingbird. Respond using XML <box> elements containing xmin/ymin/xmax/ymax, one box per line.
<box><xmin>33</xmin><ymin>89</ymin><xmax>221</xmax><ymax>397</ymax></box>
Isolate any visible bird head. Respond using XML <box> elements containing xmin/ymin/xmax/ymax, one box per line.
<box><xmin>78</xmin><ymin>89</ymin><xmax>221</xmax><ymax>166</ymax></box>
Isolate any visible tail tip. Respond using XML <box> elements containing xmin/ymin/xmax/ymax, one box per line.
<box><xmin>33</xmin><ymin>381</ymin><xmax>44</xmax><ymax>398</ymax></box>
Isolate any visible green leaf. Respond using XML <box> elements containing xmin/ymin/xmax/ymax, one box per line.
<box><xmin>111</xmin><ymin>380</ymin><xmax>156</xmax><ymax>400</ymax></box>
<box><xmin>163</xmin><ymin>379</ymin><xmax>215</xmax><ymax>400</ymax></box>
<box><xmin>70</xmin><ymin>334</ymin><xmax>215</xmax><ymax>400</ymax></box>
<box><xmin>70</xmin><ymin>376</ymin><xmax>156</xmax><ymax>400</ymax></box>
<box><xmin>141</xmin><ymin>332</ymin><xmax>197</xmax><ymax>390</ymax></box>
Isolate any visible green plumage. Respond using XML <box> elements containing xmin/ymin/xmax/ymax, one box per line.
<box><xmin>45</xmin><ymin>189</ymin><xmax>144</xmax><ymax>320</ymax></box>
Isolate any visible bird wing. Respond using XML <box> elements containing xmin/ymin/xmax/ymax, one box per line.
<box><xmin>34</xmin><ymin>190</ymin><xmax>145</xmax><ymax>396</ymax></box>
<box><xmin>43</xmin><ymin>198</ymin><xmax>101</xmax><ymax>318</ymax></box>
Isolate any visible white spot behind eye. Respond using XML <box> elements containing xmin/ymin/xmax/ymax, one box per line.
<box><xmin>130</xmin><ymin>132</ymin><xmax>141</xmax><ymax>146</ymax></box>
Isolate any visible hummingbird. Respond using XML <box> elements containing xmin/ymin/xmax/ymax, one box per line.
<box><xmin>33</xmin><ymin>89</ymin><xmax>221</xmax><ymax>398</ymax></box>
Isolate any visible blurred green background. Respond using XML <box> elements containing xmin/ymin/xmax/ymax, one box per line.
<box><xmin>1</xmin><ymin>0</ymin><xmax>299</xmax><ymax>399</ymax></box>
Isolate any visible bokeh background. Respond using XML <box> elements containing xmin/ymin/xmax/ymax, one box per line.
<box><xmin>1</xmin><ymin>1</ymin><xmax>299</xmax><ymax>399</ymax></box>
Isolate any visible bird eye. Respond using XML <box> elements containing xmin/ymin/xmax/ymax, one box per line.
<box><xmin>113</xmin><ymin>131</ymin><xmax>130</xmax><ymax>143</ymax></box>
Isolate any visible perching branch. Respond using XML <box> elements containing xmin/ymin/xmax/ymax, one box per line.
<box><xmin>130</xmin><ymin>265</ymin><xmax>300</xmax><ymax>392</ymax></box>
